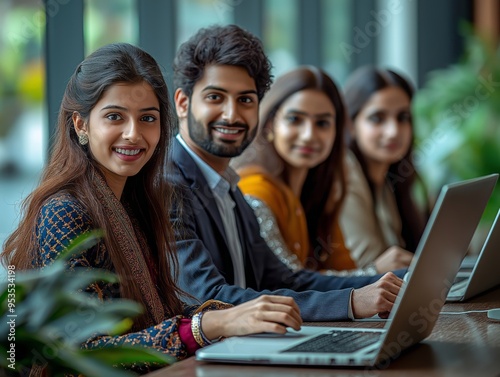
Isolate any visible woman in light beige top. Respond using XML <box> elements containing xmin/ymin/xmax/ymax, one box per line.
<box><xmin>340</xmin><ymin>66</ymin><xmax>429</xmax><ymax>273</ymax></box>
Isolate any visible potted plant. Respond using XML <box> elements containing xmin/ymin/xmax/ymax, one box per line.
<box><xmin>0</xmin><ymin>231</ymin><xmax>174</xmax><ymax>376</ymax></box>
<box><xmin>413</xmin><ymin>24</ymin><xmax>500</xmax><ymax>245</ymax></box>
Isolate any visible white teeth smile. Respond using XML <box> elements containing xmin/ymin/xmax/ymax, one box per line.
<box><xmin>215</xmin><ymin>128</ymin><xmax>241</xmax><ymax>135</ymax></box>
<box><xmin>115</xmin><ymin>148</ymin><xmax>141</xmax><ymax>156</ymax></box>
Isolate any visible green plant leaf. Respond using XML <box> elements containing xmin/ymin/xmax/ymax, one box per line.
<box><xmin>43</xmin><ymin>347</ymin><xmax>138</xmax><ymax>377</ymax></box>
<box><xmin>80</xmin><ymin>345</ymin><xmax>175</xmax><ymax>366</ymax></box>
<box><xmin>413</xmin><ymin>24</ymin><xmax>500</xmax><ymax>229</ymax></box>
<box><xmin>0</xmin><ymin>230</ymin><xmax>173</xmax><ymax>376</ymax></box>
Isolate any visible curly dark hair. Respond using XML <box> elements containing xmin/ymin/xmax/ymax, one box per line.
<box><xmin>173</xmin><ymin>24</ymin><xmax>272</xmax><ymax>100</ymax></box>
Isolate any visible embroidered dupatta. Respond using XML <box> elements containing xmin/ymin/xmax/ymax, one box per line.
<box><xmin>91</xmin><ymin>171</ymin><xmax>167</xmax><ymax>327</ymax></box>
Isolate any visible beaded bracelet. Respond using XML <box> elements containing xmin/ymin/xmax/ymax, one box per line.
<box><xmin>191</xmin><ymin>312</ymin><xmax>212</xmax><ymax>347</ymax></box>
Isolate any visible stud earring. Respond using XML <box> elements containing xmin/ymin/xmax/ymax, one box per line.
<box><xmin>78</xmin><ymin>133</ymin><xmax>89</xmax><ymax>146</ymax></box>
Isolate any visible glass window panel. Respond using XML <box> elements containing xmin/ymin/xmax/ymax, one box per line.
<box><xmin>176</xmin><ymin>0</ymin><xmax>234</xmax><ymax>48</ymax></box>
<box><xmin>262</xmin><ymin>0</ymin><xmax>299</xmax><ymax>78</ymax></box>
<box><xmin>322</xmin><ymin>0</ymin><xmax>351</xmax><ymax>85</ymax></box>
<box><xmin>0</xmin><ymin>0</ymin><xmax>46</xmax><ymax>264</ymax></box>
<box><xmin>84</xmin><ymin>0</ymin><xmax>138</xmax><ymax>54</ymax></box>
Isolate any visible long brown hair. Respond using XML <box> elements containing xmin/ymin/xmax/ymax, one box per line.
<box><xmin>2</xmin><ymin>43</ymin><xmax>184</xmax><ymax>325</ymax></box>
<box><xmin>343</xmin><ymin>66</ymin><xmax>428</xmax><ymax>252</ymax></box>
<box><xmin>234</xmin><ymin>66</ymin><xmax>347</xmax><ymax>254</ymax></box>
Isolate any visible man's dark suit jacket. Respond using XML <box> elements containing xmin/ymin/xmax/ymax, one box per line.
<box><xmin>168</xmin><ymin>138</ymin><xmax>386</xmax><ymax>321</ymax></box>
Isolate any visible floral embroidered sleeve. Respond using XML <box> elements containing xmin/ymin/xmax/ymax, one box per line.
<box><xmin>82</xmin><ymin>315</ymin><xmax>188</xmax><ymax>368</ymax></box>
<box><xmin>36</xmin><ymin>194</ymin><xmax>96</xmax><ymax>269</ymax></box>
<box><xmin>245</xmin><ymin>195</ymin><xmax>303</xmax><ymax>272</ymax></box>
<box><xmin>245</xmin><ymin>195</ymin><xmax>378</xmax><ymax>277</ymax></box>
<box><xmin>82</xmin><ymin>300</ymin><xmax>234</xmax><ymax>366</ymax></box>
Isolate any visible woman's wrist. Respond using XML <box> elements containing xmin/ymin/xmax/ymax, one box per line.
<box><xmin>199</xmin><ymin>310</ymin><xmax>225</xmax><ymax>342</ymax></box>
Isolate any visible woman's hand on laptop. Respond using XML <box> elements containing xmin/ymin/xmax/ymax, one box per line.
<box><xmin>351</xmin><ymin>272</ymin><xmax>404</xmax><ymax>319</ymax></box>
<box><xmin>374</xmin><ymin>246</ymin><xmax>413</xmax><ymax>273</ymax></box>
<box><xmin>201</xmin><ymin>295</ymin><xmax>302</xmax><ymax>341</ymax></box>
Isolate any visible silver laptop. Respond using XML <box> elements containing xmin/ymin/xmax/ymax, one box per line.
<box><xmin>196</xmin><ymin>174</ymin><xmax>498</xmax><ymax>368</ymax></box>
<box><xmin>447</xmin><ymin>208</ymin><xmax>500</xmax><ymax>302</ymax></box>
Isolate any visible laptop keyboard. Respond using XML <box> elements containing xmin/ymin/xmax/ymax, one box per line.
<box><xmin>282</xmin><ymin>330</ymin><xmax>382</xmax><ymax>354</ymax></box>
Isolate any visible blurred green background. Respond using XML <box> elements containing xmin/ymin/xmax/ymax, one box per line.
<box><xmin>1</xmin><ymin>0</ymin><xmax>498</xmax><ymax>257</ymax></box>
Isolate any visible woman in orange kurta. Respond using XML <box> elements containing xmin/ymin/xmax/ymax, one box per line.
<box><xmin>233</xmin><ymin>66</ymin><xmax>377</xmax><ymax>276</ymax></box>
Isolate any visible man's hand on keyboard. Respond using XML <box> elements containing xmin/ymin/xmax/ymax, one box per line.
<box><xmin>351</xmin><ymin>272</ymin><xmax>404</xmax><ymax>319</ymax></box>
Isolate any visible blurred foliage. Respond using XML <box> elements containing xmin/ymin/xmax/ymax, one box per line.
<box><xmin>84</xmin><ymin>0</ymin><xmax>137</xmax><ymax>54</ymax></box>
<box><xmin>413</xmin><ymin>24</ymin><xmax>500</xmax><ymax>226</ymax></box>
<box><xmin>17</xmin><ymin>59</ymin><xmax>44</xmax><ymax>103</ymax></box>
<box><xmin>0</xmin><ymin>4</ymin><xmax>45</xmax><ymax>139</ymax></box>
<box><xmin>0</xmin><ymin>231</ymin><xmax>174</xmax><ymax>377</ymax></box>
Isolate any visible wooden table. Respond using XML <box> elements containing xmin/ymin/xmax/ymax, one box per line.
<box><xmin>146</xmin><ymin>287</ymin><xmax>500</xmax><ymax>377</ymax></box>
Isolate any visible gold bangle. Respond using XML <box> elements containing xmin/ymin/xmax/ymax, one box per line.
<box><xmin>191</xmin><ymin>312</ymin><xmax>210</xmax><ymax>347</ymax></box>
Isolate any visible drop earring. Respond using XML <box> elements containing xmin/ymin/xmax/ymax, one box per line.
<box><xmin>78</xmin><ymin>133</ymin><xmax>89</xmax><ymax>146</ymax></box>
